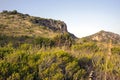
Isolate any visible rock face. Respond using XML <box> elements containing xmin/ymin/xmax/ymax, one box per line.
<box><xmin>89</xmin><ymin>30</ymin><xmax>120</xmax><ymax>44</ymax></box>
<box><xmin>30</xmin><ymin>17</ymin><xmax>68</xmax><ymax>33</ymax></box>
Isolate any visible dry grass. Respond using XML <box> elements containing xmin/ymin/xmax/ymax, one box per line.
<box><xmin>0</xmin><ymin>13</ymin><xmax>60</xmax><ymax>38</ymax></box>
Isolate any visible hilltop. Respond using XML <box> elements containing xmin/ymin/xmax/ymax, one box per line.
<box><xmin>80</xmin><ymin>30</ymin><xmax>120</xmax><ymax>44</ymax></box>
<box><xmin>0</xmin><ymin>10</ymin><xmax>76</xmax><ymax>47</ymax></box>
<box><xmin>0</xmin><ymin>10</ymin><xmax>75</xmax><ymax>38</ymax></box>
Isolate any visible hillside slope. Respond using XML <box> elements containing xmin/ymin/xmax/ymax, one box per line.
<box><xmin>81</xmin><ymin>30</ymin><xmax>120</xmax><ymax>44</ymax></box>
<box><xmin>0</xmin><ymin>10</ymin><xmax>76</xmax><ymax>47</ymax></box>
<box><xmin>0</xmin><ymin>10</ymin><xmax>75</xmax><ymax>38</ymax></box>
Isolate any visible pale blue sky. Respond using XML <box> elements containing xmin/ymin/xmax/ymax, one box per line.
<box><xmin>0</xmin><ymin>0</ymin><xmax>120</xmax><ymax>37</ymax></box>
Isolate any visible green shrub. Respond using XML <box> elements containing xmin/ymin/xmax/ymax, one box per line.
<box><xmin>112</xmin><ymin>47</ymin><xmax>120</xmax><ymax>55</ymax></box>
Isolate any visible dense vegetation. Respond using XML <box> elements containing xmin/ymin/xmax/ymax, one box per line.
<box><xmin>0</xmin><ymin>10</ymin><xmax>120</xmax><ymax>80</ymax></box>
<box><xmin>0</xmin><ymin>39</ymin><xmax>120</xmax><ymax>80</ymax></box>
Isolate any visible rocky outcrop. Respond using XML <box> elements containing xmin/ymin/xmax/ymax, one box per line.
<box><xmin>0</xmin><ymin>10</ymin><xmax>77</xmax><ymax>38</ymax></box>
<box><xmin>29</xmin><ymin>17</ymin><xmax>78</xmax><ymax>38</ymax></box>
<box><xmin>30</xmin><ymin>17</ymin><xmax>68</xmax><ymax>33</ymax></box>
<box><xmin>1</xmin><ymin>10</ymin><xmax>68</xmax><ymax>33</ymax></box>
<box><xmin>89</xmin><ymin>30</ymin><xmax>120</xmax><ymax>44</ymax></box>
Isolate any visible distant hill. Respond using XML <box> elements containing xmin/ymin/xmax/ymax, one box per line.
<box><xmin>82</xmin><ymin>30</ymin><xmax>120</xmax><ymax>44</ymax></box>
<box><xmin>0</xmin><ymin>10</ymin><xmax>76</xmax><ymax>38</ymax></box>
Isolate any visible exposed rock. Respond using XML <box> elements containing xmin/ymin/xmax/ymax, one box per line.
<box><xmin>89</xmin><ymin>30</ymin><xmax>120</xmax><ymax>44</ymax></box>
<box><xmin>0</xmin><ymin>10</ymin><xmax>77</xmax><ymax>38</ymax></box>
<box><xmin>30</xmin><ymin>17</ymin><xmax>68</xmax><ymax>33</ymax></box>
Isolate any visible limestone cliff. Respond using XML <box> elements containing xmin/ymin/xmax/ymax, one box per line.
<box><xmin>30</xmin><ymin>17</ymin><xmax>68</xmax><ymax>33</ymax></box>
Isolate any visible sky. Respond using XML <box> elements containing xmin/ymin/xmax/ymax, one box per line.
<box><xmin>0</xmin><ymin>0</ymin><xmax>120</xmax><ymax>37</ymax></box>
